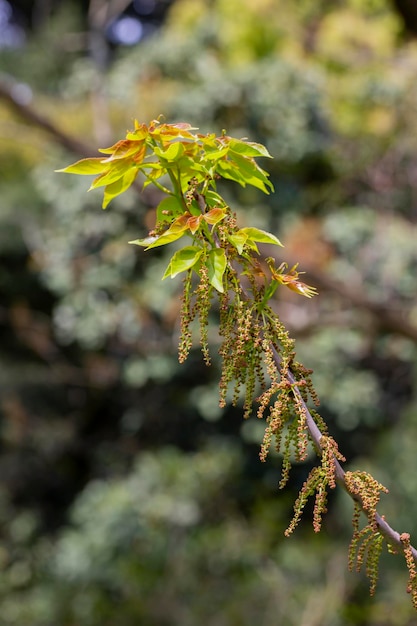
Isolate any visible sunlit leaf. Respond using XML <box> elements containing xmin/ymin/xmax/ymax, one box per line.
<box><xmin>129</xmin><ymin>235</ymin><xmax>158</xmax><ymax>247</ymax></box>
<box><xmin>229</xmin><ymin>138</ymin><xmax>272</xmax><ymax>158</ymax></box>
<box><xmin>203</xmin><ymin>207</ymin><xmax>227</xmax><ymax>226</ymax></box>
<box><xmin>98</xmin><ymin>139</ymin><xmax>144</xmax><ymax>161</ymax></box>
<box><xmin>140</xmin><ymin>162</ymin><xmax>168</xmax><ymax>187</ymax></box>
<box><xmin>154</xmin><ymin>141</ymin><xmax>185</xmax><ymax>162</ymax></box>
<box><xmin>228</xmin><ymin>232</ymin><xmax>249</xmax><ymax>255</ymax></box>
<box><xmin>145</xmin><ymin>215</ymin><xmax>190</xmax><ymax>249</ymax></box>
<box><xmin>204</xmin><ymin>146</ymin><xmax>230</xmax><ymax>161</ymax></box>
<box><xmin>215</xmin><ymin>160</ymin><xmax>247</xmax><ymax>186</ymax></box>
<box><xmin>205</xmin><ymin>190</ymin><xmax>225</xmax><ymax>207</ymax></box>
<box><xmin>156</xmin><ymin>196</ymin><xmax>184</xmax><ymax>224</ymax></box>
<box><xmin>102</xmin><ymin>168</ymin><xmax>139</xmax><ymax>208</ymax></box>
<box><xmin>228</xmin><ymin>153</ymin><xmax>274</xmax><ymax>193</ymax></box>
<box><xmin>145</xmin><ymin>230</ymin><xmax>188</xmax><ymax>249</ymax></box>
<box><xmin>207</xmin><ymin>248</ymin><xmax>227</xmax><ymax>293</ymax></box>
<box><xmin>125</xmin><ymin>123</ymin><xmax>149</xmax><ymax>141</ymax></box>
<box><xmin>239</xmin><ymin>227</ymin><xmax>283</xmax><ymax>247</ymax></box>
<box><xmin>151</xmin><ymin>122</ymin><xmax>198</xmax><ymax>141</ymax></box>
<box><xmin>178</xmin><ymin>156</ymin><xmax>209</xmax><ymax>177</ymax></box>
<box><xmin>162</xmin><ymin>246</ymin><xmax>203</xmax><ymax>279</ymax></box>
<box><xmin>56</xmin><ymin>158</ymin><xmax>108</xmax><ymax>175</ymax></box>
<box><xmin>187</xmin><ymin>215</ymin><xmax>203</xmax><ymax>234</ymax></box>
<box><xmin>89</xmin><ymin>160</ymin><xmax>135</xmax><ymax>190</ymax></box>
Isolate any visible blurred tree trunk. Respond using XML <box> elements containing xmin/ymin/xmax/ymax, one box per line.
<box><xmin>392</xmin><ymin>0</ymin><xmax>417</xmax><ymax>35</ymax></box>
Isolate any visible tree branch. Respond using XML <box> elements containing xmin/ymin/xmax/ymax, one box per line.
<box><xmin>273</xmin><ymin>346</ymin><xmax>417</xmax><ymax>563</ymax></box>
<box><xmin>290</xmin><ymin>259</ymin><xmax>417</xmax><ymax>344</ymax></box>
<box><xmin>0</xmin><ymin>75</ymin><xmax>98</xmax><ymax>156</ymax></box>
<box><xmin>0</xmin><ymin>74</ymin><xmax>157</xmax><ymax>204</ymax></box>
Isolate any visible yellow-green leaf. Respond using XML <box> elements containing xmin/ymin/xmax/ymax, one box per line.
<box><xmin>239</xmin><ymin>227</ymin><xmax>283</xmax><ymax>247</ymax></box>
<box><xmin>207</xmin><ymin>248</ymin><xmax>227</xmax><ymax>293</ymax></box>
<box><xmin>56</xmin><ymin>158</ymin><xmax>108</xmax><ymax>175</ymax></box>
<box><xmin>154</xmin><ymin>141</ymin><xmax>185</xmax><ymax>162</ymax></box>
<box><xmin>205</xmin><ymin>190</ymin><xmax>225</xmax><ymax>208</ymax></box>
<box><xmin>162</xmin><ymin>246</ymin><xmax>203</xmax><ymax>279</ymax></box>
<box><xmin>89</xmin><ymin>160</ymin><xmax>134</xmax><ymax>190</ymax></box>
<box><xmin>156</xmin><ymin>196</ymin><xmax>184</xmax><ymax>224</ymax></box>
<box><xmin>215</xmin><ymin>160</ymin><xmax>247</xmax><ymax>186</ymax></box>
<box><xmin>129</xmin><ymin>235</ymin><xmax>159</xmax><ymax>247</ymax></box>
<box><xmin>228</xmin><ymin>232</ymin><xmax>248</xmax><ymax>255</ymax></box>
<box><xmin>102</xmin><ymin>168</ymin><xmax>139</xmax><ymax>208</ymax></box>
<box><xmin>228</xmin><ymin>153</ymin><xmax>274</xmax><ymax>193</ymax></box>
<box><xmin>229</xmin><ymin>139</ymin><xmax>272</xmax><ymax>158</ymax></box>
<box><xmin>130</xmin><ymin>215</ymin><xmax>190</xmax><ymax>250</ymax></box>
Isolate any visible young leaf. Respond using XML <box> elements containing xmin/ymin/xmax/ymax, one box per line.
<box><xmin>56</xmin><ymin>158</ymin><xmax>108</xmax><ymax>175</ymax></box>
<box><xmin>215</xmin><ymin>159</ymin><xmax>247</xmax><ymax>187</ymax></box>
<box><xmin>228</xmin><ymin>138</ymin><xmax>273</xmax><ymax>158</ymax></box>
<box><xmin>228</xmin><ymin>153</ymin><xmax>274</xmax><ymax>193</ymax></box>
<box><xmin>125</xmin><ymin>123</ymin><xmax>149</xmax><ymax>142</ymax></box>
<box><xmin>203</xmin><ymin>146</ymin><xmax>230</xmax><ymax>161</ymax></box>
<box><xmin>187</xmin><ymin>215</ymin><xmax>203</xmax><ymax>234</ymax></box>
<box><xmin>102</xmin><ymin>168</ymin><xmax>139</xmax><ymax>208</ymax></box>
<box><xmin>140</xmin><ymin>162</ymin><xmax>168</xmax><ymax>188</ymax></box>
<box><xmin>129</xmin><ymin>235</ymin><xmax>158</xmax><ymax>247</ymax></box>
<box><xmin>150</xmin><ymin>121</ymin><xmax>197</xmax><ymax>142</ymax></box>
<box><xmin>239</xmin><ymin>227</ymin><xmax>283</xmax><ymax>247</ymax></box>
<box><xmin>153</xmin><ymin>141</ymin><xmax>185</xmax><ymax>162</ymax></box>
<box><xmin>89</xmin><ymin>159</ymin><xmax>136</xmax><ymax>190</ymax></box>
<box><xmin>228</xmin><ymin>232</ymin><xmax>249</xmax><ymax>255</ymax></box>
<box><xmin>205</xmin><ymin>190</ymin><xmax>226</xmax><ymax>208</ymax></box>
<box><xmin>99</xmin><ymin>139</ymin><xmax>144</xmax><ymax>161</ymax></box>
<box><xmin>162</xmin><ymin>246</ymin><xmax>203</xmax><ymax>279</ymax></box>
<box><xmin>156</xmin><ymin>196</ymin><xmax>184</xmax><ymax>224</ymax></box>
<box><xmin>203</xmin><ymin>207</ymin><xmax>227</xmax><ymax>226</ymax></box>
<box><xmin>207</xmin><ymin>248</ymin><xmax>227</xmax><ymax>293</ymax></box>
<box><xmin>131</xmin><ymin>215</ymin><xmax>190</xmax><ymax>250</ymax></box>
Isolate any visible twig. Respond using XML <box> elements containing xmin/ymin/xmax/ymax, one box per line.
<box><xmin>286</xmin><ymin>257</ymin><xmax>417</xmax><ymax>344</ymax></box>
<box><xmin>271</xmin><ymin>345</ymin><xmax>417</xmax><ymax>562</ymax></box>
<box><xmin>0</xmin><ymin>75</ymin><xmax>97</xmax><ymax>156</ymax></box>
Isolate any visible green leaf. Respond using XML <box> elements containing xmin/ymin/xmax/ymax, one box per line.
<box><xmin>207</xmin><ymin>248</ymin><xmax>227</xmax><ymax>293</ymax></box>
<box><xmin>205</xmin><ymin>190</ymin><xmax>226</xmax><ymax>208</ymax></box>
<box><xmin>140</xmin><ymin>162</ymin><xmax>168</xmax><ymax>188</ymax></box>
<box><xmin>153</xmin><ymin>141</ymin><xmax>185</xmax><ymax>162</ymax></box>
<box><xmin>228</xmin><ymin>153</ymin><xmax>274</xmax><ymax>193</ymax></box>
<box><xmin>228</xmin><ymin>232</ymin><xmax>248</xmax><ymax>255</ymax></box>
<box><xmin>215</xmin><ymin>160</ymin><xmax>247</xmax><ymax>186</ymax></box>
<box><xmin>102</xmin><ymin>168</ymin><xmax>139</xmax><ymax>208</ymax></box>
<box><xmin>229</xmin><ymin>139</ymin><xmax>272</xmax><ymax>158</ymax></box>
<box><xmin>56</xmin><ymin>158</ymin><xmax>108</xmax><ymax>175</ymax></box>
<box><xmin>89</xmin><ymin>160</ymin><xmax>134</xmax><ymax>190</ymax></box>
<box><xmin>125</xmin><ymin>125</ymin><xmax>149</xmax><ymax>142</ymax></box>
<box><xmin>162</xmin><ymin>246</ymin><xmax>203</xmax><ymax>279</ymax></box>
<box><xmin>129</xmin><ymin>235</ymin><xmax>159</xmax><ymax>247</ymax></box>
<box><xmin>204</xmin><ymin>146</ymin><xmax>229</xmax><ymax>161</ymax></box>
<box><xmin>178</xmin><ymin>156</ymin><xmax>209</xmax><ymax>175</ymax></box>
<box><xmin>156</xmin><ymin>196</ymin><xmax>184</xmax><ymax>224</ymax></box>
<box><xmin>130</xmin><ymin>215</ymin><xmax>189</xmax><ymax>250</ymax></box>
<box><xmin>239</xmin><ymin>227</ymin><xmax>283</xmax><ymax>247</ymax></box>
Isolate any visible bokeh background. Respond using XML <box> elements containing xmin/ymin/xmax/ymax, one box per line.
<box><xmin>1</xmin><ymin>1</ymin><xmax>417</xmax><ymax>624</ymax></box>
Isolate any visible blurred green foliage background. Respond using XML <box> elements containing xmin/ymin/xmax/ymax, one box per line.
<box><xmin>1</xmin><ymin>0</ymin><xmax>417</xmax><ymax>623</ymax></box>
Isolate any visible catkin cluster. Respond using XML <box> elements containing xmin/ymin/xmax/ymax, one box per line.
<box><xmin>346</xmin><ymin>471</ymin><xmax>389</xmax><ymax>595</ymax></box>
<box><xmin>178</xmin><ymin>263</ymin><xmax>213</xmax><ymax>366</ymax></box>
